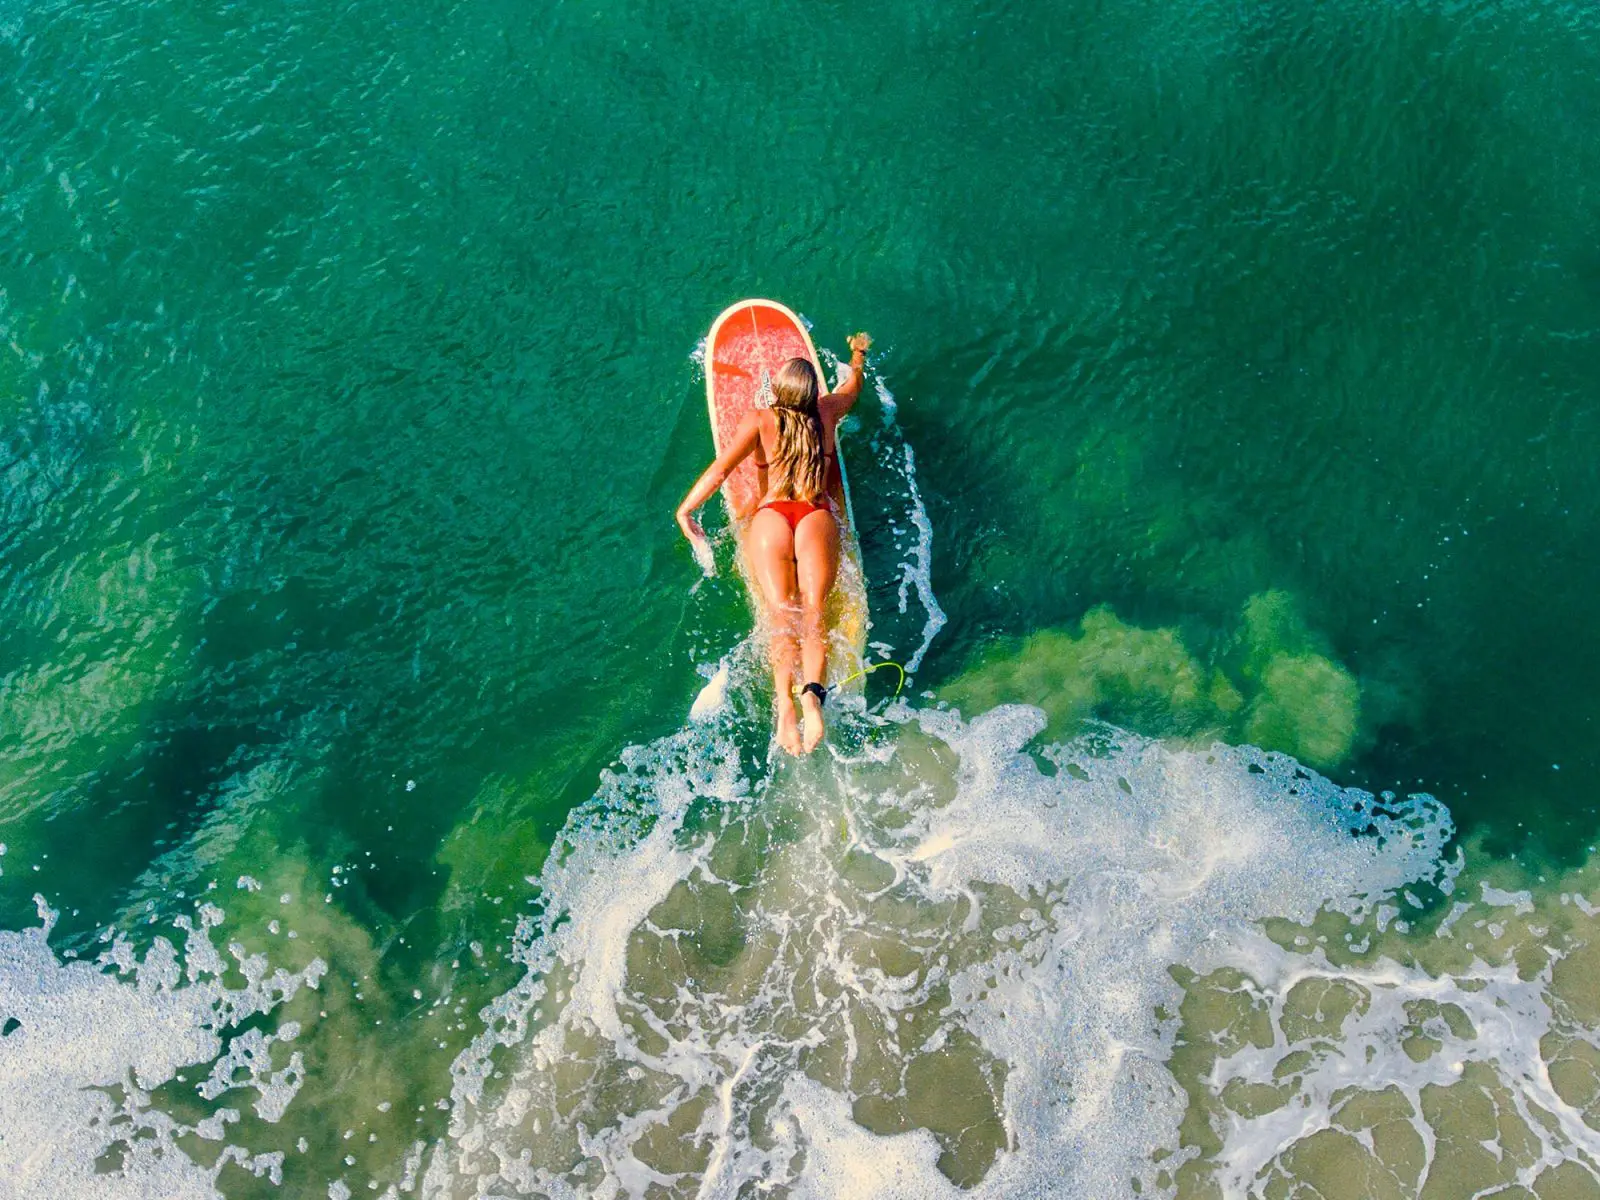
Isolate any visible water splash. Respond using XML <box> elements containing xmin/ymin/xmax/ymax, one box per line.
<box><xmin>429</xmin><ymin>704</ymin><xmax>1454</xmax><ymax>1196</ymax></box>
<box><xmin>856</xmin><ymin>366</ymin><xmax>947</xmax><ymax>678</ymax></box>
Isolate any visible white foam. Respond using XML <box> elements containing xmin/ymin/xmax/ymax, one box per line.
<box><xmin>688</xmin><ymin>530</ymin><xmax>717</xmax><ymax>578</ymax></box>
<box><xmin>1481</xmin><ymin>882</ymin><xmax>1535</xmax><ymax>913</ymax></box>
<box><xmin>784</xmin><ymin>1076</ymin><xmax>953</xmax><ymax>1199</ymax></box>
<box><xmin>1201</xmin><ymin>927</ymin><xmax>1600</xmax><ymax>1192</ymax></box>
<box><xmin>867</xmin><ymin>375</ymin><xmax>947</xmax><ymax>676</ymax></box>
<box><xmin>893</xmin><ymin>440</ymin><xmax>946</xmax><ymax>675</ymax></box>
<box><xmin>428</xmin><ymin>703</ymin><xmax>1454</xmax><ymax>1197</ymax></box>
<box><xmin>0</xmin><ymin>896</ymin><xmax>324</xmax><ymax>1198</ymax></box>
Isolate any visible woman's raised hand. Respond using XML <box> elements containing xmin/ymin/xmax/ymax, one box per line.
<box><xmin>848</xmin><ymin>331</ymin><xmax>873</xmax><ymax>355</ymax></box>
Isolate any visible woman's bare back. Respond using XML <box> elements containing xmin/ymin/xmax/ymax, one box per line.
<box><xmin>754</xmin><ymin>399</ymin><xmax>846</xmax><ymax>505</ymax></box>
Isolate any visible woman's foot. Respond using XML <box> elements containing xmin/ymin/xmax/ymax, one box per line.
<box><xmin>799</xmin><ymin>683</ymin><xmax>826</xmax><ymax>754</ymax></box>
<box><xmin>775</xmin><ymin>696</ymin><xmax>804</xmax><ymax>756</ymax></box>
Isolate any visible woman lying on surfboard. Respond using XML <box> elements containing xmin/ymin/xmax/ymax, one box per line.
<box><xmin>676</xmin><ymin>332</ymin><xmax>873</xmax><ymax>754</ymax></box>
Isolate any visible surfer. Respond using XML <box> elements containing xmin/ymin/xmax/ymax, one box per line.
<box><xmin>677</xmin><ymin>332</ymin><xmax>873</xmax><ymax>754</ymax></box>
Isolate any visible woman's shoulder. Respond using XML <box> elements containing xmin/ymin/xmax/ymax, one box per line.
<box><xmin>818</xmin><ymin>393</ymin><xmax>851</xmax><ymax>424</ymax></box>
<box><xmin>748</xmin><ymin>408</ymin><xmax>776</xmax><ymax>450</ymax></box>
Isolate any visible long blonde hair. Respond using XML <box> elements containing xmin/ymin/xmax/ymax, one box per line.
<box><xmin>768</xmin><ymin>357</ymin><xmax>826</xmax><ymax>502</ymax></box>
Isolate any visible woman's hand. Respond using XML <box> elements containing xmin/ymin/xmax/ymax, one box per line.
<box><xmin>848</xmin><ymin>331</ymin><xmax>872</xmax><ymax>355</ymax></box>
<box><xmin>678</xmin><ymin>509</ymin><xmax>715</xmax><ymax>576</ymax></box>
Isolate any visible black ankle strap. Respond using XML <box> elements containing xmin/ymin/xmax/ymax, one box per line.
<box><xmin>800</xmin><ymin>681</ymin><xmax>827</xmax><ymax>705</ymax></box>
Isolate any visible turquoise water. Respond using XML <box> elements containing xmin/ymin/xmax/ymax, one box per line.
<box><xmin>4</xmin><ymin>0</ymin><xmax>1600</xmax><ymax>1195</ymax></box>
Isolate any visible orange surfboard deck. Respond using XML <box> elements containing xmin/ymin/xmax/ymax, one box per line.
<box><xmin>705</xmin><ymin>299</ymin><xmax>869</xmax><ymax>687</ymax></box>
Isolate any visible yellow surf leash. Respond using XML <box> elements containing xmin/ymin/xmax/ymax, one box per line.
<box><xmin>790</xmin><ymin>660</ymin><xmax>906</xmax><ymax>702</ymax></box>
<box><xmin>830</xmin><ymin>659</ymin><xmax>906</xmax><ymax>699</ymax></box>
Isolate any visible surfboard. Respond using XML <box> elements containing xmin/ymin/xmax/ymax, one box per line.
<box><xmin>705</xmin><ymin>299</ymin><xmax>869</xmax><ymax>689</ymax></box>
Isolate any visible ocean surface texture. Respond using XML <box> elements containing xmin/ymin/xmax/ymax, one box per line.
<box><xmin>3</xmin><ymin>0</ymin><xmax>1599</xmax><ymax>1196</ymax></box>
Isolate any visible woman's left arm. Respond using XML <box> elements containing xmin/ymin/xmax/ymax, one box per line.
<box><xmin>676</xmin><ymin>412</ymin><xmax>760</xmax><ymax>544</ymax></box>
<box><xmin>823</xmin><ymin>332</ymin><xmax>872</xmax><ymax>418</ymax></box>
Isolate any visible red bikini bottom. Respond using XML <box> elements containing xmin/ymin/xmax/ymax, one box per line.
<box><xmin>759</xmin><ymin>499</ymin><xmax>830</xmax><ymax>532</ymax></box>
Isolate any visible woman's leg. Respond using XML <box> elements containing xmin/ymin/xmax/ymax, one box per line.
<box><xmin>793</xmin><ymin>509</ymin><xmax>841</xmax><ymax>753</ymax></box>
<box><xmin>746</xmin><ymin>509</ymin><xmax>804</xmax><ymax>755</ymax></box>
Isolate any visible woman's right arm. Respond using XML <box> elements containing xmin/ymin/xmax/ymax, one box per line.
<box><xmin>676</xmin><ymin>412</ymin><xmax>761</xmax><ymax>544</ymax></box>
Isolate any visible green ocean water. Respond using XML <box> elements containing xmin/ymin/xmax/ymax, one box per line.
<box><xmin>5</xmin><ymin>0</ymin><xmax>1600</xmax><ymax>1195</ymax></box>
